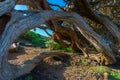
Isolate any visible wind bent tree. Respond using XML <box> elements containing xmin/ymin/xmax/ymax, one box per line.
<box><xmin>0</xmin><ymin>0</ymin><xmax>120</xmax><ymax>80</ymax></box>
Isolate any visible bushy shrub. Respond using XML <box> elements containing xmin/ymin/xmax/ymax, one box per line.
<box><xmin>45</xmin><ymin>39</ymin><xmax>72</xmax><ymax>52</ymax></box>
<box><xmin>19</xmin><ymin>30</ymin><xmax>50</xmax><ymax>46</ymax></box>
<box><xmin>109</xmin><ymin>72</ymin><xmax>120</xmax><ymax>79</ymax></box>
<box><xmin>20</xmin><ymin>31</ymin><xmax>40</xmax><ymax>40</ymax></box>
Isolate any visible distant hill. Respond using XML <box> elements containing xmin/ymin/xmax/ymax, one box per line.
<box><xmin>19</xmin><ymin>30</ymin><xmax>51</xmax><ymax>47</ymax></box>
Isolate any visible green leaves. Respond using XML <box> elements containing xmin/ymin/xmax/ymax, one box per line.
<box><xmin>20</xmin><ymin>30</ymin><xmax>50</xmax><ymax>46</ymax></box>
<box><xmin>45</xmin><ymin>39</ymin><xmax>72</xmax><ymax>52</ymax></box>
<box><xmin>109</xmin><ymin>72</ymin><xmax>120</xmax><ymax>79</ymax></box>
<box><xmin>25</xmin><ymin>75</ymin><xmax>33</xmax><ymax>80</ymax></box>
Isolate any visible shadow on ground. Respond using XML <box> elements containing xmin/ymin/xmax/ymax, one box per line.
<box><xmin>15</xmin><ymin>53</ymin><xmax>71</xmax><ymax>80</ymax></box>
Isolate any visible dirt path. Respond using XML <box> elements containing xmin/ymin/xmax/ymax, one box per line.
<box><xmin>8</xmin><ymin>46</ymin><xmax>120</xmax><ymax>80</ymax></box>
<box><xmin>8</xmin><ymin>47</ymin><xmax>49</xmax><ymax>65</ymax></box>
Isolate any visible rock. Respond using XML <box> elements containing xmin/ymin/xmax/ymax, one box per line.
<box><xmin>91</xmin><ymin>61</ymin><xmax>98</xmax><ymax>66</ymax></box>
<box><xmin>9</xmin><ymin>43</ymin><xmax>20</xmax><ymax>53</ymax></box>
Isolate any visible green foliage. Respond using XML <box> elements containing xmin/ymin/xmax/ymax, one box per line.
<box><xmin>80</xmin><ymin>58</ymin><xmax>89</xmax><ymax>66</ymax></box>
<box><xmin>20</xmin><ymin>30</ymin><xmax>50</xmax><ymax>46</ymax></box>
<box><xmin>20</xmin><ymin>31</ymin><xmax>39</xmax><ymax>40</ymax></box>
<box><xmin>20</xmin><ymin>30</ymin><xmax>72</xmax><ymax>51</ymax></box>
<box><xmin>45</xmin><ymin>39</ymin><xmax>72</xmax><ymax>52</ymax></box>
<box><xmin>109</xmin><ymin>72</ymin><xmax>120</xmax><ymax>80</ymax></box>
<box><xmin>64</xmin><ymin>47</ymin><xmax>72</xmax><ymax>52</ymax></box>
<box><xmin>91</xmin><ymin>66</ymin><xmax>120</xmax><ymax>80</ymax></box>
<box><xmin>25</xmin><ymin>75</ymin><xmax>33</xmax><ymax>80</ymax></box>
<box><xmin>91</xmin><ymin>66</ymin><xmax>110</xmax><ymax>73</ymax></box>
<box><xmin>45</xmin><ymin>40</ymin><xmax>61</xmax><ymax>49</ymax></box>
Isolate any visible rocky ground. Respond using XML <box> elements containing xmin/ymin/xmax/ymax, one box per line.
<box><xmin>8</xmin><ymin>46</ymin><xmax>120</xmax><ymax>80</ymax></box>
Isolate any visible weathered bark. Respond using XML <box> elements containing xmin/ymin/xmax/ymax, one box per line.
<box><xmin>0</xmin><ymin>53</ymin><xmax>13</xmax><ymax>80</ymax></box>
<box><xmin>17</xmin><ymin>0</ymin><xmax>89</xmax><ymax>55</ymax></box>
<box><xmin>13</xmin><ymin>50</ymin><xmax>67</xmax><ymax>79</ymax></box>
<box><xmin>0</xmin><ymin>0</ymin><xmax>15</xmax><ymax>79</ymax></box>
<box><xmin>0</xmin><ymin>0</ymin><xmax>15</xmax><ymax>16</ymax></box>
<box><xmin>0</xmin><ymin>0</ymin><xmax>119</xmax><ymax>79</ymax></box>
<box><xmin>72</xmin><ymin>0</ymin><xmax>120</xmax><ymax>45</ymax></box>
<box><xmin>0</xmin><ymin>10</ymin><xmax>82</xmax><ymax>80</ymax></box>
<box><xmin>70</xmin><ymin>13</ymin><xmax>116</xmax><ymax>64</ymax></box>
<box><xmin>0</xmin><ymin>10</ymin><xmax>114</xmax><ymax>79</ymax></box>
<box><xmin>51</xmin><ymin>25</ymin><xmax>89</xmax><ymax>57</ymax></box>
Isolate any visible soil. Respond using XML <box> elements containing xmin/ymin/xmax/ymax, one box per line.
<box><xmin>8</xmin><ymin>46</ymin><xmax>120</xmax><ymax>80</ymax></box>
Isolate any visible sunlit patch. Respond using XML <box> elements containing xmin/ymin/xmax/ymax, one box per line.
<box><xmin>23</xmin><ymin>14</ymin><xmax>27</xmax><ymax>16</ymax></box>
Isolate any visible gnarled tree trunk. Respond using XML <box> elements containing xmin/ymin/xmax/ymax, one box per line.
<box><xmin>0</xmin><ymin>0</ymin><xmax>119</xmax><ymax>79</ymax></box>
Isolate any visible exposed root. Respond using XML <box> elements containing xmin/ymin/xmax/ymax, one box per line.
<box><xmin>89</xmin><ymin>53</ymin><xmax>112</xmax><ymax>65</ymax></box>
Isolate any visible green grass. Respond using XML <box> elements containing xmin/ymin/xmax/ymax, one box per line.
<box><xmin>91</xmin><ymin>66</ymin><xmax>120</xmax><ymax>80</ymax></box>
<box><xmin>91</xmin><ymin>66</ymin><xmax>110</xmax><ymax>73</ymax></box>
<box><xmin>80</xmin><ymin>58</ymin><xmax>89</xmax><ymax>66</ymax></box>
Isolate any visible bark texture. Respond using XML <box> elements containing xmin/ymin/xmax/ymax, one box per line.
<box><xmin>0</xmin><ymin>0</ymin><xmax>119</xmax><ymax>79</ymax></box>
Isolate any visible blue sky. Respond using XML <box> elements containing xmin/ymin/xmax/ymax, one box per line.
<box><xmin>15</xmin><ymin>0</ymin><xmax>65</xmax><ymax>37</ymax></box>
<box><xmin>47</xmin><ymin>0</ymin><xmax>65</xmax><ymax>10</ymax></box>
<box><xmin>15</xmin><ymin>5</ymin><xmax>28</xmax><ymax>10</ymax></box>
